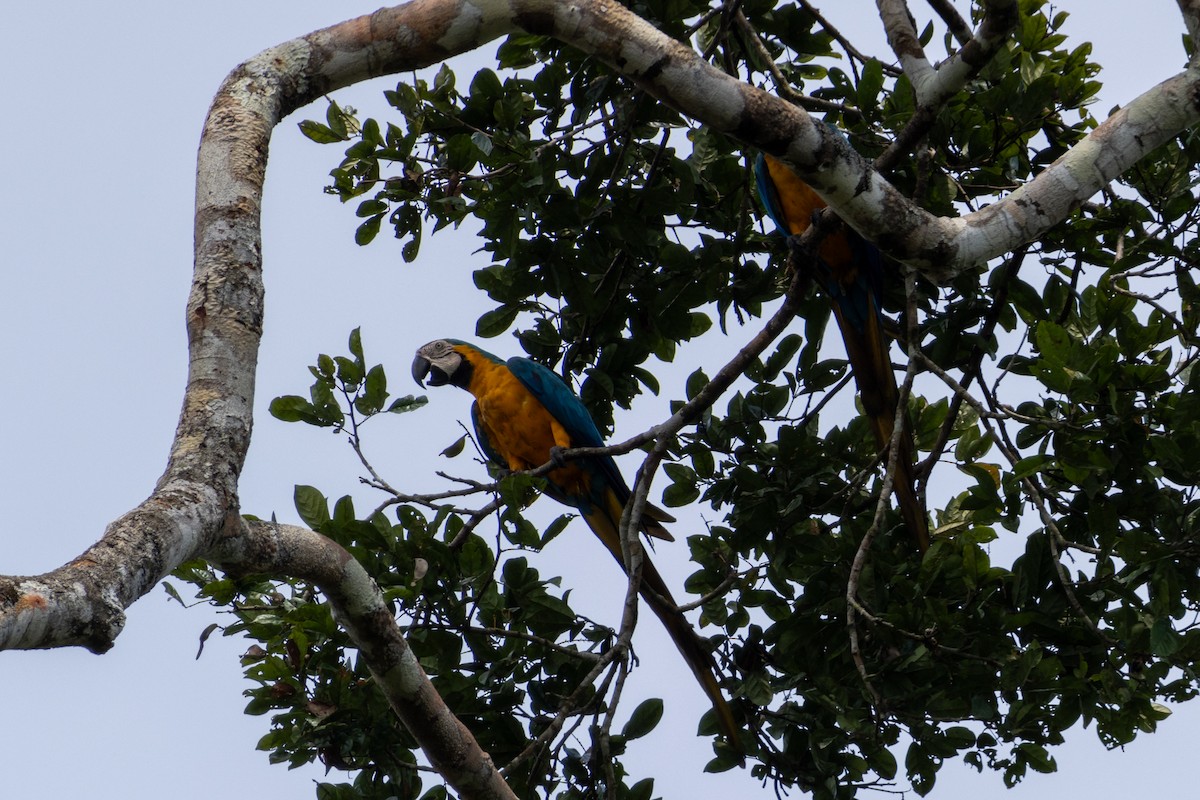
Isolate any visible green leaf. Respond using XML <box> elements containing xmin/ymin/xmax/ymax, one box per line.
<box><xmin>689</xmin><ymin>312</ymin><xmax>713</xmax><ymax>336</ymax></box>
<box><xmin>332</xmin><ymin>495</ymin><xmax>356</xmax><ymax>529</ymax></box>
<box><xmin>361</xmin><ymin>117</ymin><xmax>383</xmax><ymax>147</ymax></box>
<box><xmin>540</xmin><ymin>514</ymin><xmax>573</xmax><ymax>546</ymax></box>
<box><xmin>348</xmin><ymin>329</ymin><xmax>365</xmax><ymax>364</ymax></box>
<box><xmin>419</xmin><ymin>785</ymin><xmax>449</xmax><ymax>800</ymax></box>
<box><xmin>1017</xmin><ymin>742</ymin><xmax>1057</xmax><ymax>774</ymax></box>
<box><xmin>1012</xmin><ymin>454</ymin><xmax>1052</xmax><ymax>480</ymax></box>
<box><xmin>1034</xmin><ymin>321</ymin><xmax>1071</xmax><ymax>364</ymax></box>
<box><xmin>325</xmin><ymin>100</ymin><xmax>350</xmax><ymax>138</ymax></box>
<box><xmin>954</xmin><ymin>425</ymin><xmax>993</xmax><ymax>462</ymax></box>
<box><xmin>194</xmin><ymin>623</ymin><xmax>220</xmax><ymax>662</ymax></box>
<box><xmin>691</xmin><ymin>446</ymin><xmax>715</xmax><ymax>479</ymax></box>
<box><xmin>294</xmin><ymin>485</ymin><xmax>330</xmax><ymax>530</ymax></box>
<box><xmin>401</xmin><ymin>235</ymin><xmax>422</xmax><ymax>263</ymax></box>
<box><xmin>662</xmin><ymin>481</ymin><xmax>700</xmax><ymax>507</ymax></box>
<box><xmin>627</xmin><ymin>778</ymin><xmax>655</xmax><ymax>800</ymax></box>
<box><xmin>1151</xmin><ymin>617</ymin><xmax>1181</xmax><ymax>657</ymax></box>
<box><xmin>857</xmin><ymin>58</ymin><xmax>885</xmax><ymax>115</ymax></box>
<box><xmin>440</xmin><ymin>434</ymin><xmax>468</xmax><ymax>458</ymax></box>
<box><xmin>162</xmin><ymin>581</ymin><xmax>186</xmax><ymax>607</ymax></box>
<box><xmin>356</xmin><ymin>198</ymin><xmax>388</xmax><ymax>218</ymax></box>
<box><xmin>269</xmin><ymin>395</ymin><xmax>320</xmax><ymax>424</ymax></box>
<box><xmin>867</xmin><ymin>746</ymin><xmax>898</xmax><ymax>780</ymax></box>
<box><xmin>470</xmin><ymin>130</ymin><xmax>494</xmax><ymax>157</ymax></box>
<box><xmin>334</xmin><ymin>356</ymin><xmax>363</xmax><ymax>388</ymax></box>
<box><xmin>355</xmin><ymin>213</ymin><xmax>382</xmax><ymax>245</ymax></box>
<box><xmin>444</xmin><ymin>134</ymin><xmax>478</xmax><ymax>172</ymax></box>
<box><xmin>621</xmin><ymin>698</ymin><xmax>664</xmax><ymax>740</ymax></box>
<box><xmin>358</xmin><ymin>364</ymin><xmax>388</xmax><ymax>414</ymax></box>
<box><xmin>316</xmin><ymin>354</ymin><xmax>336</xmax><ymax>378</ymax></box>
<box><xmin>476</xmin><ymin>305</ymin><xmax>519</xmax><ymax>338</ymax></box>
<box><xmin>297</xmin><ymin>120</ymin><xmax>347</xmax><ymax>144</ymax></box>
<box><xmin>387</xmin><ymin>394</ymin><xmax>429</xmax><ymax>414</ymax></box>
<box><xmin>433</xmin><ymin>63</ymin><xmax>455</xmax><ymax>94</ymax></box>
<box><xmin>469</xmin><ymin>67</ymin><xmax>502</xmax><ymax>100</ymax></box>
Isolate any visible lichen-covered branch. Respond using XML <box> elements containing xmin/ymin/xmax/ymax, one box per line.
<box><xmin>872</xmin><ymin>0</ymin><xmax>1018</xmax><ymax>172</ymax></box>
<box><xmin>1180</xmin><ymin>0</ymin><xmax>1200</xmax><ymax>48</ymax></box>
<box><xmin>877</xmin><ymin>0</ymin><xmax>1018</xmax><ymax>107</ymax></box>
<box><xmin>212</xmin><ymin>520</ymin><xmax>518</xmax><ymax>800</ymax></box>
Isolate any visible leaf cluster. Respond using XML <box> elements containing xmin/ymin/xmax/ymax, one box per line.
<box><xmin>187</xmin><ymin>0</ymin><xmax>1200</xmax><ymax>797</ymax></box>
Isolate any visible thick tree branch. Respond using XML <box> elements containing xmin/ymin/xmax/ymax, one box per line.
<box><xmin>431</xmin><ymin>0</ymin><xmax>1198</xmax><ymax>278</ymax></box>
<box><xmin>0</xmin><ymin>0</ymin><xmax>525</xmax><ymax>654</ymax></box>
<box><xmin>211</xmin><ymin>520</ymin><xmax>518</xmax><ymax>800</ymax></box>
<box><xmin>1180</xmin><ymin>0</ymin><xmax>1200</xmax><ymax>48</ymax></box>
<box><xmin>872</xmin><ymin>0</ymin><xmax>1018</xmax><ymax>172</ymax></box>
<box><xmin>925</xmin><ymin>0</ymin><xmax>972</xmax><ymax>46</ymax></box>
<box><xmin>876</xmin><ymin>0</ymin><xmax>1018</xmax><ymax>107</ymax></box>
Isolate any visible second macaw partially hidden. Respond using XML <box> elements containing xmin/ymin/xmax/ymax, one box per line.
<box><xmin>412</xmin><ymin>338</ymin><xmax>741</xmax><ymax>748</ymax></box>
<box><xmin>755</xmin><ymin>152</ymin><xmax>929</xmax><ymax>551</ymax></box>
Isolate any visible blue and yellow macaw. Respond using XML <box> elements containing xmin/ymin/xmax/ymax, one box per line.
<box><xmin>412</xmin><ymin>338</ymin><xmax>740</xmax><ymax>747</ymax></box>
<box><xmin>755</xmin><ymin>152</ymin><xmax>929</xmax><ymax>551</ymax></box>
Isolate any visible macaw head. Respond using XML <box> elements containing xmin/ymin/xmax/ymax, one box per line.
<box><xmin>412</xmin><ymin>338</ymin><xmax>470</xmax><ymax>388</ymax></box>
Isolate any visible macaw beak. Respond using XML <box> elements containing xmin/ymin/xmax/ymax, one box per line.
<box><xmin>412</xmin><ymin>354</ymin><xmax>431</xmax><ymax>387</ymax></box>
<box><xmin>411</xmin><ymin>354</ymin><xmax>450</xmax><ymax>387</ymax></box>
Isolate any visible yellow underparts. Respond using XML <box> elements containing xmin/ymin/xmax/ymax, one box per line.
<box><xmin>456</xmin><ymin>346</ymin><xmax>591</xmax><ymax>497</ymax></box>
<box><xmin>763</xmin><ymin>153</ymin><xmax>857</xmax><ymax>278</ymax></box>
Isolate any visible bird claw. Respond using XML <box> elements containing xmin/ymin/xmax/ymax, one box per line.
<box><xmin>548</xmin><ymin>446</ymin><xmax>567</xmax><ymax>468</ymax></box>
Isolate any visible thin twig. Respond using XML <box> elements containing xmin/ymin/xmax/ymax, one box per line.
<box><xmin>848</xmin><ymin>596</ymin><xmax>1003</xmax><ymax>666</ymax></box>
<box><xmin>925</xmin><ymin>0</ymin><xmax>973</xmax><ymax>45</ymax></box>
<box><xmin>501</xmin><ymin>645</ymin><xmax>626</xmax><ymax>775</ymax></box>
<box><xmin>919</xmin><ymin>247</ymin><xmax>1026</xmax><ymax>477</ymax></box>
<box><xmin>799</xmin><ymin>0</ymin><xmax>903</xmax><ymax>76</ymax></box>
<box><xmin>413</xmin><ymin>623</ymin><xmax>604</xmax><ymax>661</ymax></box>
<box><xmin>733</xmin><ymin>10</ymin><xmax>862</xmax><ymax>118</ymax></box>
<box><xmin>675</xmin><ymin>568</ymin><xmax>742</xmax><ymax>613</ymax></box>
<box><xmin>447</xmin><ymin>498</ymin><xmax>504</xmax><ymax>550</ymax></box>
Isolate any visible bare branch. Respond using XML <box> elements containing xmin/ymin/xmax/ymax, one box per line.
<box><xmin>801</xmin><ymin>0</ymin><xmax>902</xmax><ymax>76</ymax></box>
<box><xmin>925</xmin><ymin>0</ymin><xmax>972</xmax><ymax>46</ymax></box>
<box><xmin>734</xmin><ymin>10</ymin><xmax>862</xmax><ymax>118</ymax></box>
<box><xmin>502</xmin><ymin>636</ymin><xmax>627</xmax><ymax>775</ymax></box>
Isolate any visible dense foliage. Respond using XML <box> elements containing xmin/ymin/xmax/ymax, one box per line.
<box><xmin>178</xmin><ymin>1</ymin><xmax>1200</xmax><ymax>797</ymax></box>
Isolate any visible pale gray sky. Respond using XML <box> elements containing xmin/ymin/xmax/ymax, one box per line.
<box><xmin>1</xmin><ymin>1</ymin><xmax>1192</xmax><ymax>798</ymax></box>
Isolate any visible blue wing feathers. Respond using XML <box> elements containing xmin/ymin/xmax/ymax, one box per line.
<box><xmin>506</xmin><ymin>357</ymin><xmax>605</xmax><ymax>448</ymax></box>
<box><xmin>755</xmin><ymin>153</ymin><xmax>789</xmax><ymax>232</ymax></box>
<box><xmin>506</xmin><ymin>356</ymin><xmax>632</xmax><ymax>510</ymax></box>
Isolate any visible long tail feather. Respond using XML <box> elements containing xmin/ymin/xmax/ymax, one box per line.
<box><xmin>844</xmin><ymin>309</ymin><xmax>931</xmax><ymax>553</ymax></box>
<box><xmin>869</xmin><ymin>410</ymin><xmax>930</xmax><ymax>552</ymax></box>
<box><xmin>758</xmin><ymin>152</ymin><xmax>929</xmax><ymax>551</ymax></box>
<box><xmin>582</xmin><ymin>497</ymin><xmax>742</xmax><ymax>751</ymax></box>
